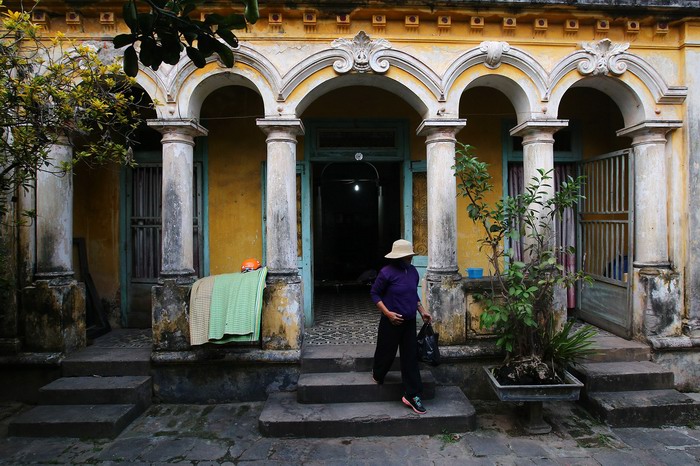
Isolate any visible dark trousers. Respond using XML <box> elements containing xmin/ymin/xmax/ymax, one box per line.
<box><xmin>372</xmin><ymin>315</ymin><xmax>423</xmax><ymax>398</ymax></box>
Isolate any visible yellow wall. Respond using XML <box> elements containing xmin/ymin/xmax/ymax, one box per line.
<box><xmin>457</xmin><ymin>87</ymin><xmax>514</xmax><ymax>274</ymax></box>
<box><xmin>201</xmin><ymin>86</ymin><xmax>267</xmax><ymax>274</ymax></box>
<box><xmin>73</xmin><ymin>163</ymin><xmax>122</xmax><ymax>303</ymax></box>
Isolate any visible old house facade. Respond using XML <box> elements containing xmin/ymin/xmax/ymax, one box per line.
<box><xmin>3</xmin><ymin>0</ymin><xmax>700</xmax><ymax>401</ymax></box>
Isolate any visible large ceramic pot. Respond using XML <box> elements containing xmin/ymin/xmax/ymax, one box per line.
<box><xmin>483</xmin><ymin>365</ymin><xmax>584</xmax><ymax>434</ymax></box>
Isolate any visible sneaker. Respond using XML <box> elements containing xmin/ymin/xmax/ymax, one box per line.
<box><xmin>402</xmin><ymin>395</ymin><xmax>427</xmax><ymax>414</ymax></box>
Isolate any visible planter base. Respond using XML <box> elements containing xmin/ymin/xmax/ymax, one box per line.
<box><xmin>520</xmin><ymin>401</ymin><xmax>551</xmax><ymax>434</ymax></box>
<box><xmin>484</xmin><ymin>366</ymin><xmax>583</xmax><ymax>435</ymax></box>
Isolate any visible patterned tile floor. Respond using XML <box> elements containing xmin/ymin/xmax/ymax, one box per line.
<box><xmin>304</xmin><ymin>286</ymin><xmax>423</xmax><ymax>346</ymax></box>
<box><xmin>304</xmin><ymin>286</ymin><xmax>379</xmax><ymax>346</ymax></box>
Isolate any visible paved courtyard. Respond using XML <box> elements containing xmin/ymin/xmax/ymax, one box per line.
<box><xmin>2</xmin><ymin>398</ymin><xmax>700</xmax><ymax>465</ymax></box>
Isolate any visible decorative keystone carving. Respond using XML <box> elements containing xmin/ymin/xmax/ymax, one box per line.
<box><xmin>578</xmin><ymin>39</ymin><xmax>629</xmax><ymax>76</ymax></box>
<box><xmin>479</xmin><ymin>41</ymin><xmax>511</xmax><ymax>69</ymax></box>
<box><xmin>331</xmin><ymin>31</ymin><xmax>391</xmax><ymax>74</ymax></box>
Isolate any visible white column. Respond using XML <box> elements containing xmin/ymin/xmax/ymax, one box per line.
<box><xmin>510</xmin><ymin>120</ymin><xmax>569</xmax><ymax>257</ymax></box>
<box><xmin>257</xmin><ymin>118</ymin><xmax>304</xmax><ymax>276</ymax></box>
<box><xmin>35</xmin><ymin>137</ymin><xmax>74</xmax><ymax>281</ymax></box>
<box><xmin>417</xmin><ymin>119</ymin><xmax>466</xmax><ymax>277</ymax></box>
<box><xmin>617</xmin><ymin>121</ymin><xmax>681</xmax><ymax>268</ymax></box>
<box><xmin>148</xmin><ymin>119</ymin><xmax>208</xmax><ymax>280</ymax></box>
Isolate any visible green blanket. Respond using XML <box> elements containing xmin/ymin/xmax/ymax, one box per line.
<box><xmin>208</xmin><ymin>267</ymin><xmax>267</xmax><ymax>344</ymax></box>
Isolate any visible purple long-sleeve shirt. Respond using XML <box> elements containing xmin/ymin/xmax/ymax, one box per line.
<box><xmin>370</xmin><ymin>261</ymin><xmax>421</xmax><ymax>319</ymax></box>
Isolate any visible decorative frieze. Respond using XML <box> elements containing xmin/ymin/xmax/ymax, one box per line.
<box><xmin>331</xmin><ymin>31</ymin><xmax>391</xmax><ymax>74</ymax></box>
<box><xmin>578</xmin><ymin>39</ymin><xmax>630</xmax><ymax>76</ymax></box>
<box><xmin>480</xmin><ymin>41</ymin><xmax>511</xmax><ymax>69</ymax></box>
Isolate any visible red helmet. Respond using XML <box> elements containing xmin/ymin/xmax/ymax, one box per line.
<box><xmin>241</xmin><ymin>258</ymin><xmax>262</xmax><ymax>272</ymax></box>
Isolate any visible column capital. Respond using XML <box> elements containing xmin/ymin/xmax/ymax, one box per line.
<box><xmin>256</xmin><ymin>118</ymin><xmax>305</xmax><ymax>137</ymax></box>
<box><xmin>416</xmin><ymin>118</ymin><xmax>466</xmax><ymax>139</ymax></box>
<box><xmin>147</xmin><ymin>118</ymin><xmax>208</xmax><ymax>138</ymax></box>
<box><xmin>509</xmin><ymin>120</ymin><xmax>568</xmax><ymax>144</ymax></box>
<box><xmin>617</xmin><ymin>120</ymin><xmax>682</xmax><ymax>145</ymax></box>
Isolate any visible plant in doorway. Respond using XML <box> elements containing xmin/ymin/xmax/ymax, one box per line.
<box><xmin>453</xmin><ymin>143</ymin><xmax>597</xmax><ymax>432</ymax></box>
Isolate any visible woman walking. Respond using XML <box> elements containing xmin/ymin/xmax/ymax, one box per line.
<box><xmin>370</xmin><ymin>239</ymin><xmax>432</xmax><ymax>414</ymax></box>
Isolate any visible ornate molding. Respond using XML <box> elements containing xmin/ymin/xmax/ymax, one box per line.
<box><xmin>330</xmin><ymin>31</ymin><xmax>391</xmax><ymax>74</ymax></box>
<box><xmin>578</xmin><ymin>39</ymin><xmax>629</xmax><ymax>76</ymax></box>
<box><xmin>479</xmin><ymin>41</ymin><xmax>511</xmax><ymax>69</ymax></box>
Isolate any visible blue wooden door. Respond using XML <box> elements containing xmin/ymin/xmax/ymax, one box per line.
<box><xmin>404</xmin><ymin>160</ymin><xmax>428</xmax><ymax>298</ymax></box>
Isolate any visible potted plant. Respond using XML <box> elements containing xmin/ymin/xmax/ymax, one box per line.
<box><xmin>453</xmin><ymin>143</ymin><xmax>597</xmax><ymax>433</ymax></box>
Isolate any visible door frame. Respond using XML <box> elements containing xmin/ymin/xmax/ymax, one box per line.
<box><xmin>119</xmin><ymin>140</ymin><xmax>209</xmax><ymax>326</ymax></box>
<box><xmin>299</xmin><ymin>118</ymin><xmax>412</xmax><ymax>325</ymax></box>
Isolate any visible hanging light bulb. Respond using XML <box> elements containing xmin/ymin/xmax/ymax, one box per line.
<box><xmin>354</xmin><ymin>184</ymin><xmax>360</xmax><ymax>191</ymax></box>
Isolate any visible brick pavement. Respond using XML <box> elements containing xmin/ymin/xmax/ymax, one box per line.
<box><xmin>1</xmin><ymin>399</ymin><xmax>700</xmax><ymax>465</ymax></box>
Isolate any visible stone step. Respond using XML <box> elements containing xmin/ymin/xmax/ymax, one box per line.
<box><xmin>8</xmin><ymin>404</ymin><xmax>143</xmax><ymax>438</ymax></box>
<box><xmin>297</xmin><ymin>371</ymin><xmax>435</xmax><ymax>403</ymax></box>
<box><xmin>584</xmin><ymin>389</ymin><xmax>700</xmax><ymax>427</ymax></box>
<box><xmin>300</xmin><ymin>344</ymin><xmax>400</xmax><ymax>373</ymax></box>
<box><xmin>259</xmin><ymin>386</ymin><xmax>476</xmax><ymax>438</ymax></box>
<box><xmin>580</xmin><ymin>335</ymin><xmax>651</xmax><ymax>363</ymax></box>
<box><xmin>62</xmin><ymin>347</ymin><xmax>151</xmax><ymax>377</ymax></box>
<box><xmin>571</xmin><ymin>361</ymin><xmax>675</xmax><ymax>393</ymax></box>
<box><xmin>38</xmin><ymin>376</ymin><xmax>152</xmax><ymax>408</ymax></box>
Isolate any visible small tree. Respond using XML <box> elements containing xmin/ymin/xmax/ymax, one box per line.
<box><xmin>453</xmin><ymin>142</ymin><xmax>596</xmax><ymax>384</ymax></box>
<box><xmin>0</xmin><ymin>3</ymin><xmax>146</xmax><ymax>219</ymax></box>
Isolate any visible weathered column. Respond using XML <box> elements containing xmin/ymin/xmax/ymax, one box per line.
<box><xmin>685</xmin><ymin>24</ymin><xmax>700</xmax><ymax>338</ymax></box>
<box><xmin>417</xmin><ymin>119</ymin><xmax>466</xmax><ymax>345</ymax></box>
<box><xmin>22</xmin><ymin>138</ymin><xmax>86</xmax><ymax>353</ymax></box>
<box><xmin>617</xmin><ymin>120</ymin><xmax>682</xmax><ymax>338</ymax></box>
<box><xmin>148</xmin><ymin>119</ymin><xmax>208</xmax><ymax>351</ymax></box>
<box><xmin>510</xmin><ymin>120</ymin><xmax>569</xmax><ymax>327</ymax></box>
<box><xmin>257</xmin><ymin>118</ymin><xmax>305</xmax><ymax>350</ymax></box>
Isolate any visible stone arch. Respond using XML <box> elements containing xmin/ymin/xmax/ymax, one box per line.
<box><xmin>547</xmin><ymin>39</ymin><xmax>687</xmax><ymax>126</ymax></box>
<box><xmin>443</xmin><ymin>41</ymin><xmax>547</xmax><ymax>120</ymax></box>
<box><xmin>137</xmin><ymin>45</ymin><xmax>280</xmax><ymax>119</ymax></box>
<box><xmin>291</xmin><ymin>71</ymin><xmax>433</xmax><ymax>118</ymax></box>
<box><xmin>451</xmin><ymin>72</ymin><xmax>536</xmax><ymax>124</ymax></box>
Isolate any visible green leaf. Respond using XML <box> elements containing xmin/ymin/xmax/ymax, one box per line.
<box><xmin>186</xmin><ymin>46</ymin><xmax>206</xmax><ymax>68</ymax></box>
<box><xmin>139</xmin><ymin>37</ymin><xmax>157</xmax><ymax>67</ymax></box>
<box><xmin>137</xmin><ymin>13</ymin><xmax>155</xmax><ymax>36</ymax></box>
<box><xmin>214</xmin><ymin>41</ymin><xmax>234</xmax><ymax>68</ymax></box>
<box><xmin>123</xmin><ymin>45</ymin><xmax>139</xmax><ymax>77</ymax></box>
<box><xmin>123</xmin><ymin>0</ymin><xmax>138</xmax><ymax>31</ymax></box>
<box><xmin>217</xmin><ymin>29</ymin><xmax>239</xmax><ymax>49</ymax></box>
<box><xmin>113</xmin><ymin>34</ymin><xmax>136</xmax><ymax>49</ymax></box>
<box><xmin>243</xmin><ymin>0</ymin><xmax>260</xmax><ymax>24</ymax></box>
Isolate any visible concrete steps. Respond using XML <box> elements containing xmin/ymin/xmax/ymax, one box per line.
<box><xmin>9</xmin><ymin>336</ymin><xmax>152</xmax><ymax>438</ymax></box>
<box><xmin>8</xmin><ymin>404</ymin><xmax>142</xmax><ymax>438</ymax></box>
<box><xmin>261</xmin><ymin>386</ymin><xmax>475</xmax><ymax>438</ymax></box>
<box><xmin>572</xmin><ymin>333</ymin><xmax>700</xmax><ymax>427</ymax></box>
<box><xmin>585</xmin><ymin>389</ymin><xmax>700</xmax><ymax>427</ymax></box>
<box><xmin>297</xmin><ymin>370</ymin><xmax>435</xmax><ymax>403</ymax></box>
<box><xmin>260</xmin><ymin>344</ymin><xmax>476</xmax><ymax>437</ymax></box>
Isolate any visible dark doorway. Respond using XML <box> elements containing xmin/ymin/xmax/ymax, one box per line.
<box><xmin>313</xmin><ymin>161</ymin><xmax>401</xmax><ymax>286</ymax></box>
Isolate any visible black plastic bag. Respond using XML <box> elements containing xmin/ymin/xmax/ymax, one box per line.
<box><xmin>417</xmin><ymin>322</ymin><xmax>440</xmax><ymax>366</ymax></box>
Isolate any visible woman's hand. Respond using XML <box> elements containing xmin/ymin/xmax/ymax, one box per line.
<box><xmin>385</xmin><ymin>311</ymin><xmax>404</xmax><ymax>325</ymax></box>
<box><xmin>420</xmin><ymin>311</ymin><xmax>432</xmax><ymax>324</ymax></box>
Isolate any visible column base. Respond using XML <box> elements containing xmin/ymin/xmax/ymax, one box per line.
<box><xmin>0</xmin><ymin>338</ymin><xmax>22</xmax><ymax>355</ymax></box>
<box><xmin>634</xmin><ymin>267</ymin><xmax>682</xmax><ymax>339</ymax></box>
<box><xmin>22</xmin><ymin>280</ymin><xmax>86</xmax><ymax>353</ymax></box>
<box><xmin>152</xmin><ymin>279</ymin><xmax>193</xmax><ymax>351</ymax></box>
<box><xmin>262</xmin><ymin>273</ymin><xmax>303</xmax><ymax>350</ymax></box>
<box><xmin>425</xmin><ymin>272</ymin><xmax>466</xmax><ymax>345</ymax></box>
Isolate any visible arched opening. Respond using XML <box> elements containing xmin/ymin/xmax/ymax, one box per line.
<box><xmin>300</xmin><ymin>84</ymin><xmax>424</xmax><ymax>344</ymax></box>
<box><xmin>559</xmin><ymin>86</ymin><xmax>632</xmax><ymax>337</ymax></box>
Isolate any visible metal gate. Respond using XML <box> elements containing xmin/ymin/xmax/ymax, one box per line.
<box><xmin>124</xmin><ymin>162</ymin><xmax>203</xmax><ymax>327</ymax></box>
<box><xmin>577</xmin><ymin>149</ymin><xmax>633</xmax><ymax>338</ymax></box>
